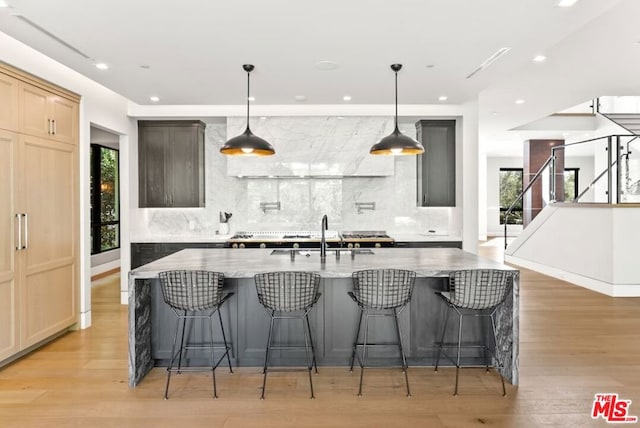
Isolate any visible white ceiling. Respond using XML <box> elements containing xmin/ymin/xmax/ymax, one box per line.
<box><xmin>1</xmin><ymin>0</ymin><xmax>638</xmax><ymax>155</ymax></box>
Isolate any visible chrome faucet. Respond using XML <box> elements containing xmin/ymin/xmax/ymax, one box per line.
<box><xmin>320</xmin><ymin>214</ymin><xmax>328</xmax><ymax>261</ymax></box>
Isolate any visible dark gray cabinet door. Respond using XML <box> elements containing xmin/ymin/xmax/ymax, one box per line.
<box><xmin>416</xmin><ymin>120</ymin><xmax>456</xmax><ymax>207</ymax></box>
<box><xmin>138</xmin><ymin>120</ymin><xmax>205</xmax><ymax>208</ymax></box>
<box><xmin>138</xmin><ymin>126</ymin><xmax>168</xmax><ymax>207</ymax></box>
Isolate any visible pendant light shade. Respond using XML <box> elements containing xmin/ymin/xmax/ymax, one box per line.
<box><xmin>220</xmin><ymin>64</ymin><xmax>275</xmax><ymax>156</ymax></box>
<box><xmin>370</xmin><ymin>64</ymin><xmax>424</xmax><ymax>156</ymax></box>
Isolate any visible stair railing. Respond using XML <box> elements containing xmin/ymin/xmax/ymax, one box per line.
<box><xmin>504</xmin><ymin>134</ymin><xmax>637</xmax><ymax>249</ymax></box>
<box><xmin>503</xmin><ymin>156</ymin><xmax>553</xmax><ymax>249</ymax></box>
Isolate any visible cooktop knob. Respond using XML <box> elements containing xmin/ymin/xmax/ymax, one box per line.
<box><xmin>355</xmin><ymin>243</ymin><xmax>360</xmax><ymax>248</ymax></box>
<box><xmin>375</xmin><ymin>243</ymin><xmax>381</xmax><ymax>248</ymax></box>
<box><xmin>293</xmin><ymin>243</ymin><xmax>300</xmax><ymax>249</ymax></box>
<box><xmin>260</xmin><ymin>243</ymin><xmax>266</xmax><ymax>249</ymax></box>
<box><xmin>347</xmin><ymin>243</ymin><xmax>353</xmax><ymax>249</ymax></box>
<box><xmin>239</xmin><ymin>243</ymin><xmax>245</xmax><ymax>249</ymax></box>
<box><xmin>232</xmin><ymin>243</ymin><xmax>238</xmax><ymax>249</ymax></box>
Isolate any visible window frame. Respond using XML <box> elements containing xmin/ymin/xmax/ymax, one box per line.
<box><xmin>564</xmin><ymin>167</ymin><xmax>580</xmax><ymax>202</ymax></box>
<box><xmin>90</xmin><ymin>143</ymin><xmax>120</xmax><ymax>255</ymax></box>
<box><xmin>499</xmin><ymin>167</ymin><xmax>524</xmax><ymax>225</ymax></box>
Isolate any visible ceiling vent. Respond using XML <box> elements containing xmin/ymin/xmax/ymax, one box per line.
<box><xmin>466</xmin><ymin>47</ymin><xmax>511</xmax><ymax>79</ymax></box>
<box><xmin>13</xmin><ymin>15</ymin><xmax>92</xmax><ymax>60</ymax></box>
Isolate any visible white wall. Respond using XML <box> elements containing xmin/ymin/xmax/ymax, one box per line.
<box><xmin>505</xmin><ymin>204</ymin><xmax>640</xmax><ymax>297</ymax></box>
<box><xmin>1</xmin><ymin>31</ymin><xmax>135</xmax><ymax>326</ymax></box>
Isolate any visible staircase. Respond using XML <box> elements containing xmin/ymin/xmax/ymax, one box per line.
<box><xmin>601</xmin><ymin>113</ymin><xmax>640</xmax><ymax>134</ymax></box>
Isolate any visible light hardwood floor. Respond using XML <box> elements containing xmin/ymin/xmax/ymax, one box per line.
<box><xmin>1</xmin><ymin>242</ymin><xmax>639</xmax><ymax>427</ymax></box>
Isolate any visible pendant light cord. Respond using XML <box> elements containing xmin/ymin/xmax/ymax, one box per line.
<box><xmin>394</xmin><ymin>69</ymin><xmax>398</xmax><ymax>129</ymax></box>
<box><xmin>246</xmin><ymin>70</ymin><xmax>250</xmax><ymax>127</ymax></box>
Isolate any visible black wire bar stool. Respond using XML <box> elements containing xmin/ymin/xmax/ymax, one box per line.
<box><xmin>254</xmin><ymin>271</ymin><xmax>321</xmax><ymax>399</ymax></box>
<box><xmin>434</xmin><ymin>269</ymin><xmax>515</xmax><ymax>396</ymax></box>
<box><xmin>158</xmin><ymin>270</ymin><xmax>234</xmax><ymax>399</ymax></box>
<box><xmin>348</xmin><ymin>269</ymin><xmax>416</xmax><ymax>396</ymax></box>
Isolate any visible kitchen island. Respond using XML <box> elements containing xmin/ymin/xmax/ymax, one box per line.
<box><xmin>128</xmin><ymin>248</ymin><xmax>519</xmax><ymax>388</ymax></box>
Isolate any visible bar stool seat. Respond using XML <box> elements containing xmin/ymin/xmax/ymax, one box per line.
<box><xmin>158</xmin><ymin>270</ymin><xmax>234</xmax><ymax>399</ymax></box>
<box><xmin>434</xmin><ymin>269</ymin><xmax>515</xmax><ymax>396</ymax></box>
<box><xmin>254</xmin><ymin>271</ymin><xmax>321</xmax><ymax>399</ymax></box>
<box><xmin>348</xmin><ymin>268</ymin><xmax>416</xmax><ymax>396</ymax></box>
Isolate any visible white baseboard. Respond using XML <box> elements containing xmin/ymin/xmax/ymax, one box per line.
<box><xmin>505</xmin><ymin>255</ymin><xmax>640</xmax><ymax>297</ymax></box>
<box><xmin>91</xmin><ymin>259</ymin><xmax>121</xmax><ymax>278</ymax></box>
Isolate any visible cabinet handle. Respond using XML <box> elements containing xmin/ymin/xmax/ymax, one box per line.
<box><xmin>22</xmin><ymin>213</ymin><xmax>28</xmax><ymax>249</ymax></box>
<box><xmin>47</xmin><ymin>118</ymin><xmax>52</xmax><ymax>134</ymax></box>
<box><xmin>52</xmin><ymin>119</ymin><xmax>56</xmax><ymax>135</ymax></box>
<box><xmin>15</xmin><ymin>214</ymin><xmax>22</xmax><ymax>250</ymax></box>
<box><xmin>422</xmin><ymin>193</ymin><xmax>427</xmax><ymax>205</ymax></box>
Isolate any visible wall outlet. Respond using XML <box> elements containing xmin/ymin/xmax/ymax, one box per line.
<box><xmin>189</xmin><ymin>220</ymin><xmax>196</xmax><ymax>230</ymax></box>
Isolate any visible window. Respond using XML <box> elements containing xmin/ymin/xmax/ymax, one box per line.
<box><xmin>90</xmin><ymin>144</ymin><xmax>120</xmax><ymax>254</ymax></box>
<box><xmin>499</xmin><ymin>168</ymin><xmax>523</xmax><ymax>225</ymax></box>
<box><xmin>564</xmin><ymin>168</ymin><xmax>579</xmax><ymax>201</ymax></box>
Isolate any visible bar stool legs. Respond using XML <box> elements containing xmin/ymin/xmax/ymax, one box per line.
<box><xmin>350</xmin><ymin>307</ymin><xmax>411</xmax><ymax>397</ymax></box>
<box><xmin>260</xmin><ymin>310</ymin><xmax>318</xmax><ymax>400</ymax></box>
<box><xmin>164</xmin><ymin>308</ymin><xmax>234</xmax><ymax>400</ymax></box>
<box><xmin>434</xmin><ymin>306</ymin><xmax>507</xmax><ymax>396</ymax></box>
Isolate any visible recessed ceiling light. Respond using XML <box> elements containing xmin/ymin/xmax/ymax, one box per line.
<box><xmin>95</xmin><ymin>62</ymin><xmax>109</xmax><ymax>70</ymax></box>
<box><xmin>336</xmin><ymin>116</ymin><xmax>344</xmax><ymax>120</ymax></box>
<box><xmin>0</xmin><ymin>1</ymin><xmax>10</xmax><ymax>8</ymax></box>
<box><xmin>149</xmin><ymin>96</ymin><xmax>160</xmax><ymax>102</ymax></box>
<box><xmin>515</xmin><ymin>99</ymin><xmax>525</xmax><ymax>105</ymax></box>
<box><xmin>343</xmin><ymin>95</ymin><xmax>352</xmax><ymax>102</ymax></box>
<box><xmin>315</xmin><ymin>60</ymin><xmax>339</xmax><ymax>71</ymax></box>
<box><xmin>248</xmin><ymin>96</ymin><xmax>255</xmax><ymax>102</ymax></box>
<box><xmin>294</xmin><ymin>95</ymin><xmax>307</xmax><ymax>102</ymax></box>
<box><xmin>533</xmin><ymin>55</ymin><xmax>547</xmax><ymax>63</ymax></box>
<box><xmin>557</xmin><ymin>0</ymin><xmax>578</xmax><ymax>7</ymax></box>
<box><xmin>492</xmin><ymin>111</ymin><xmax>499</xmax><ymax>116</ymax></box>
<box><xmin>438</xmin><ymin>96</ymin><xmax>448</xmax><ymax>101</ymax></box>
<box><xmin>260</xmin><ymin>116</ymin><xmax>267</xmax><ymax>120</ymax></box>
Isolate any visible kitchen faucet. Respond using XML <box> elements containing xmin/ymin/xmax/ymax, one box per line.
<box><xmin>320</xmin><ymin>214</ymin><xmax>328</xmax><ymax>261</ymax></box>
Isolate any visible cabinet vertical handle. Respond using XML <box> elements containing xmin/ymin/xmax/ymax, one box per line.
<box><xmin>52</xmin><ymin>119</ymin><xmax>56</xmax><ymax>135</ymax></box>
<box><xmin>15</xmin><ymin>214</ymin><xmax>22</xmax><ymax>250</ymax></box>
<box><xmin>47</xmin><ymin>118</ymin><xmax>52</xmax><ymax>134</ymax></box>
<box><xmin>22</xmin><ymin>213</ymin><xmax>28</xmax><ymax>249</ymax></box>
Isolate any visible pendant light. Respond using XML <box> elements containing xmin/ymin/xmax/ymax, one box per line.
<box><xmin>220</xmin><ymin>64</ymin><xmax>275</xmax><ymax>156</ymax></box>
<box><xmin>370</xmin><ymin>64</ymin><xmax>424</xmax><ymax>155</ymax></box>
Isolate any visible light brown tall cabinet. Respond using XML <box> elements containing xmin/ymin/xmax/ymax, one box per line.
<box><xmin>0</xmin><ymin>62</ymin><xmax>79</xmax><ymax>364</ymax></box>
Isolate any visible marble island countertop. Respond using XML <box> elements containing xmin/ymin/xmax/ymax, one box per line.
<box><xmin>130</xmin><ymin>247</ymin><xmax>513</xmax><ymax>279</ymax></box>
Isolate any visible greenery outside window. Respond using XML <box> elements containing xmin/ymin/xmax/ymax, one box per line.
<box><xmin>91</xmin><ymin>144</ymin><xmax>120</xmax><ymax>254</ymax></box>
<box><xmin>499</xmin><ymin>168</ymin><xmax>523</xmax><ymax>225</ymax></box>
<box><xmin>564</xmin><ymin>168</ymin><xmax>579</xmax><ymax>201</ymax></box>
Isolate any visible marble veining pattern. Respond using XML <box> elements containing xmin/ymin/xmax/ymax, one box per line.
<box><xmin>226</xmin><ymin>116</ymin><xmax>395</xmax><ymax>176</ymax></box>
<box><xmin>130</xmin><ymin>118</ymin><xmax>462</xmax><ymax>242</ymax></box>
<box><xmin>128</xmin><ymin>276</ymin><xmax>154</xmax><ymax>387</ymax></box>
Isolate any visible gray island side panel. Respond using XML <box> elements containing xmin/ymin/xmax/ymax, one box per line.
<box><xmin>128</xmin><ymin>248</ymin><xmax>519</xmax><ymax>387</ymax></box>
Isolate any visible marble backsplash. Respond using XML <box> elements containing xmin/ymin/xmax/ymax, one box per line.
<box><xmin>130</xmin><ymin>117</ymin><xmax>461</xmax><ymax>240</ymax></box>
<box><xmin>226</xmin><ymin>116</ymin><xmax>394</xmax><ymax>176</ymax></box>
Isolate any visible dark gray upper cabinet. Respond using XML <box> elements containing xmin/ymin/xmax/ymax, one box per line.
<box><xmin>416</xmin><ymin>120</ymin><xmax>456</xmax><ymax>207</ymax></box>
<box><xmin>138</xmin><ymin>120</ymin><xmax>205</xmax><ymax>208</ymax></box>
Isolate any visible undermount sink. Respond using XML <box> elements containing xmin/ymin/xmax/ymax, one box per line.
<box><xmin>270</xmin><ymin>248</ymin><xmax>374</xmax><ymax>256</ymax></box>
